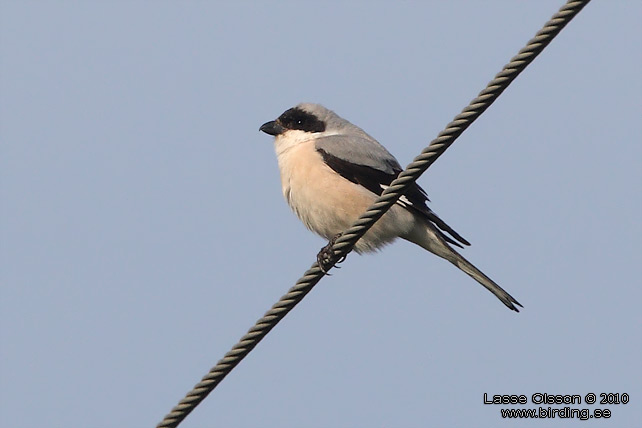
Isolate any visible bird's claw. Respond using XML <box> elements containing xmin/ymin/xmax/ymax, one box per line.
<box><xmin>316</xmin><ymin>233</ymin><xmax>346</xmax><ymax>274</ymax></box>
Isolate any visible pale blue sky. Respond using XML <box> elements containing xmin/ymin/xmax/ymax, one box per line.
<box><xmin>2</xmin><ymin>1</ymin><xmax>641</xmax><ymax>427</ymax></box>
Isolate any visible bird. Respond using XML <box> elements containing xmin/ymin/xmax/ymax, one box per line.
<box><xmin>260</xmin><ymin>103</ymin><xmax>522</xmax><ymax>312</ymax></box>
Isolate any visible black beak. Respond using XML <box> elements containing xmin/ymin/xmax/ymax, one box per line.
<box><xmin>259</xmin><ymin>120</ymin><xmax>285</xmax><ymax>136</ymax></box>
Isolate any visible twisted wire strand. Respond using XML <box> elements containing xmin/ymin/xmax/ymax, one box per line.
<box><xmin>157</xmin><ymin>1</ymin><xmax>590</xmax><ymax>426</ymax></box>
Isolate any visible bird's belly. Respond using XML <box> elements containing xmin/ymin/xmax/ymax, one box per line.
<box><xmin>277</xmin><ymin>142</ymin><xmax>414</xmax><ymax>253</ymax></box>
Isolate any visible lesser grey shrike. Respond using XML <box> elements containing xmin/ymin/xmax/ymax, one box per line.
<box><xmin>260</xmin><ymin>103</ymin><xmax>522</xmax><ymax>312</ymax></box>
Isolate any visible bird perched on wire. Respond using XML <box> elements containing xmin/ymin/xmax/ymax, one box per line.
<box><xmin>260</xmin><ymin>103</ymin><xmax>521</xmax><ymax>312</ymax></box>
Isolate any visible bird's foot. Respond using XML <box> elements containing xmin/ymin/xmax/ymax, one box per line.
<box><xmin>317</xmin><ymin>233</ymin><xmax>346</xmax><ymax>274</ymax></box>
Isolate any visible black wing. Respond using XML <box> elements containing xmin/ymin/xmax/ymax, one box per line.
<box><xmin>317</xmin><ymin>148</ymin><xmax>470</xmax><ymax>248</ymax></box>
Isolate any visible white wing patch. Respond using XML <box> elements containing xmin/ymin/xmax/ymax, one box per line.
<box><xmin>381</xmin><ymin>184</ymin><xmax>414</xmax><ymax>210</ymax></box>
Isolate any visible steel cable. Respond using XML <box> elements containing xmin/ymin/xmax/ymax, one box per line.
<box><xmin>157</xmin><ymin>1</ymin><xmax>591</xmax><ymax>426</ymax></box>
